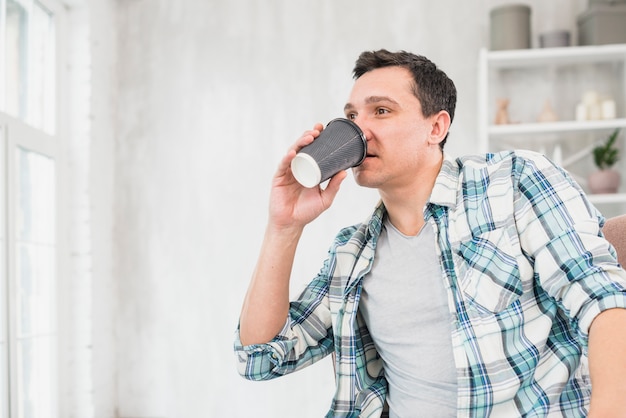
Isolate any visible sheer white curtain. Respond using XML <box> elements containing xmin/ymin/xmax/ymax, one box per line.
<box><xmin>63</xmin><ymin>1</ymin><xmax>118</xmax><ymax>417</ymax></box>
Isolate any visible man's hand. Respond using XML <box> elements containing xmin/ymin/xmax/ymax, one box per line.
<box><xmin>268</xmin><ymin>123</ymin><xmax>347</xmax><ymax>231</ymax></box>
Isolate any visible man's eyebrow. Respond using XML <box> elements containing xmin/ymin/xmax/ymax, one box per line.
<box><xmin>344</xmin><ymin>96</ymin><xmax>399</xmax><ymax>111</ymax></box>
<box><xmin>365</xmin><ymin>96</ymin><xmax>399</xmax><ymax>105</ymax></box>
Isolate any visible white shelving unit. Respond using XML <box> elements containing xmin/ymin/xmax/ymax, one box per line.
<box><xmin>478</xmin><ymin>44</ymin><xmax>626</xmax><ymax>212</ymax></box>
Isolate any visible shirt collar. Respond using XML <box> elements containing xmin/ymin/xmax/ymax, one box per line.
<box><xmin>428</xmin><ymin>153</ymin><xmax>460</xmax><ymax>211</ymax></box>
<box><xmin>367</xmin><ymin>200</ymin><xmax>386</xmax><ymax>240</ymax></box>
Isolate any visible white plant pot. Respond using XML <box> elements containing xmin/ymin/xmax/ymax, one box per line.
<box><xmin>588</xmin><ymin>169</ymin><xmax>621</xmax><ymax>194</ymax></box>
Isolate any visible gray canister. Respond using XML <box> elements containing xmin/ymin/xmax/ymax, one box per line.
<box><xmin>539</xmin><ymin>30</ymin><xmax>571</xmax><ymax>48</ymax></box>
<box><xmin>490</xmin><ymin>4</ymin><xmax>532</xmax><ymax>50</ymax></box>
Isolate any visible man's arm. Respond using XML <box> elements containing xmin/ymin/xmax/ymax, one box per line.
<box><xmin>238</xmin><ymin>124</ymin><xmax>346</xmax><ymax>346</ymax></box>
<box><xmin>239</xmin><ymin>223</ymin><xmax>302</xmax><ymax>345</ymax></box>
<box><xmin>588</xmin><ymin>307</ymin><xmax>626</xmax><ymax>417</ymax></box>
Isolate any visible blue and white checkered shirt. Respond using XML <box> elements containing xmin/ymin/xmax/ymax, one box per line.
<box><xmin>235</xmin><ymin>150</ymin><xmax>626</xmax><ymax>417</ymax></box>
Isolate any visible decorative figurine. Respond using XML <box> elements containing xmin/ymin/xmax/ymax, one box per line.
<box><xmin>494</xmin><ymin>98</ymin><xmax>510</xmax><ymax>125</ymax></box>
<box><xmin>538</xmin><ymin>99</ymin><xmax>558</xmax><ymax>123</ymax></box>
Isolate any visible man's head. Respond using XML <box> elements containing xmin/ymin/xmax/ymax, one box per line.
<box><xmin>352</xmin><ymin>50</ymin><xmax>456</xmax><ymax>149</ymax></box>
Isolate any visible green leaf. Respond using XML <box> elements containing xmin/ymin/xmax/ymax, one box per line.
<box><xmin>593</xmin><ymin>128</ymin><xmax>620</xmax><ymax>170</ymax></box>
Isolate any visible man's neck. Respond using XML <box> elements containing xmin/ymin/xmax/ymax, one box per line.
<box><xmin>380</xmin><ymin>156</ymin><xmax>443</xmax><ymax>236</ymax></box>
<box><xmin>381</xmin><ymin>193</ymin><xmax>430</xmax><ymax>236</ymax></box>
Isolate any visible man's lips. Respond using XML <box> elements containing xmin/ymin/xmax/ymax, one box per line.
<box><xmin>357</xmin><ymin>154</ymin><xmax>375</xmax><ymax>166</ymax></box>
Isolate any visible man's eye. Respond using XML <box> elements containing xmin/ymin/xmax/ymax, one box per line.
<box><xmin>376</xmin><ymin>108</ymin><xmax>389</xmax><ymax>115</ymax></box>
<box><xmin>346</xmin><ymin>113</ymin><xmax>357</xmax><ymax>120</ymax></box>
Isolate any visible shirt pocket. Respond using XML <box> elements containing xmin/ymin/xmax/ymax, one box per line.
<box><xmin>457</xmin><ymin>228</ymin><xmax>523</xmax><ymax>314</ymax></box>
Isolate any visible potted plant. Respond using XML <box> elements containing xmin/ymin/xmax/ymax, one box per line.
<box><xmin>588</xmin><ymin>128</ymin><xmax>621</xmax><ymax>194</ymax></box>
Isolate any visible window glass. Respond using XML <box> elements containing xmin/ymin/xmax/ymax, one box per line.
<box><xmin>1</xmin><ymin>0</ymin><xmax>60</xmax><ymax>415</ymax></box>
<box><xmin>15</xmin><ymin>147</ymin><xmax>56</xmax><ymax>418</ymax></box>
<box><xmin>5</xmin><ymin>0</ymin><xmax>55</xmax><ymax>134</ymax></box>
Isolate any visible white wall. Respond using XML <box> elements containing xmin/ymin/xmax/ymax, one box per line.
<box><xmin>86</xmin><ymin>0</ymin><xmax>587</xmax><ymax>417</ymax></box>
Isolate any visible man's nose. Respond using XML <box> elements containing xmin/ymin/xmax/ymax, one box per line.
<box><xmin>352</xmin><ymin>117</ymin><xmax>372</xmax><ymax>143</ymax></box>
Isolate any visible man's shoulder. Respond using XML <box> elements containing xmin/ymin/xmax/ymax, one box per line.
<box><xmin>332</xmin><ymin>202</ymin><xmax>385</xmax><ymax>249</ymax></box>
<box><xmin>452</xmin><ymin>150</ymin><xmax>557</xmax><ymax>183</ymax></box>
<box><xmin>455</xmin><ymin>149</ymin><xmax>548</xmax><ymax>168</ymax></box>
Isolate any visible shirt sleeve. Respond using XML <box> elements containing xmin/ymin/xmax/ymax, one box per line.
<box><xmin>234</xmin><ymin>259</ymin><xmax>335</xmax><ymax>381</ymax></box>
<box><xmin>513</xmin><ymin>152</ymin><xmax>626</xmax><ymax>350</ymax></box>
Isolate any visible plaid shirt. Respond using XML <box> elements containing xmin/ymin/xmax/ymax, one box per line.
<box><xmin>234</xmin><ymin>151</ymin><xmax>626</xmax><ymax>417</ymax></box>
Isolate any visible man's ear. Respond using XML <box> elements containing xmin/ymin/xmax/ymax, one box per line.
<box><xmin>429</xmin><ymin>110</ymin><xmax>451</xmax><ymax>145</ymax></box>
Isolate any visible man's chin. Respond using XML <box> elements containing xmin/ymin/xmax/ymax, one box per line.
<box><xmin>352</xmin><ymin>171</ymin><xmax>379</xmax><ymax>189</ymax></box>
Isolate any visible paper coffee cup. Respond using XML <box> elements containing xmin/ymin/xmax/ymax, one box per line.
<box><xmin>291</xmin><ymin>118</ymin><xmax>367</xmax><ymax>188</ymax></box>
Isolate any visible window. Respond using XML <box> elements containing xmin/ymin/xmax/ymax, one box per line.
<box><xmin>1</xmin><ymin>0</ymin><xmax>62</xmax><ymax>417</ymax></box>
<box><xmin>1</xmin><ymin>126</ymin><xmax>8</xmax><ymax>418</ymax></box>
<box><xmin>3</xmin><ymin>0</ymin><xmax>56</xmax><ymax>134</ymax></box>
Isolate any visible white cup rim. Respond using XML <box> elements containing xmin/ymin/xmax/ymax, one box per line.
<box><xmin>291</xmin><ymin>153</ymin><xmax>321</xmax><ymax>188</ymax></box>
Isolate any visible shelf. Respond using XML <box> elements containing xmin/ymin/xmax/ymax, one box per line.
<box><xmin>479</xmin><ymin>44</ymin><xmax>626</xmax><ymax>208</ymax></box>
<box><xmin>484</xmin><ymin>44</ymin><xmax>626</xmax><ymax>69</ymax></box>
<box><xmin>588</xmin><ymin>193</ymin><xmax>626</xmax><ymax>205</ymax></box>
<box><xmin>488</xmin><ymin>119</ymin><xmax>626</xmax><ymax>138</ymax></box>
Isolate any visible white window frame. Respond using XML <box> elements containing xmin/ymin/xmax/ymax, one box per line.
<box><xmin>0</xmin><ymin>0</ymin><xmax>68</xmax><ymax>416</ymax></box>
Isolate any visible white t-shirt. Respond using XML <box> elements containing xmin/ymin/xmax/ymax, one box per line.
<box><xmin>359</xmin><ymin>217</ymin><xmax>457</xmax><ymax>417</ymax></box>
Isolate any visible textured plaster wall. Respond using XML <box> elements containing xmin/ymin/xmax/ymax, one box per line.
<box><xmin>107</xmin><ymin>1</ymin><xmax>586</xmax><ymax>417</ymax></box>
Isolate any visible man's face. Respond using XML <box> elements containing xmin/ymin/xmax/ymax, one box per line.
<box><xmin>343</xmin><ymin>66</ymin><xmax>442</xmax><ymax>191</ymax></box>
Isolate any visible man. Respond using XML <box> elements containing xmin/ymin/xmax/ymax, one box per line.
<box><xmin>234</xmin><ymin>50</ymin><xmax>626</xmax><ymax>417</ymax></box>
